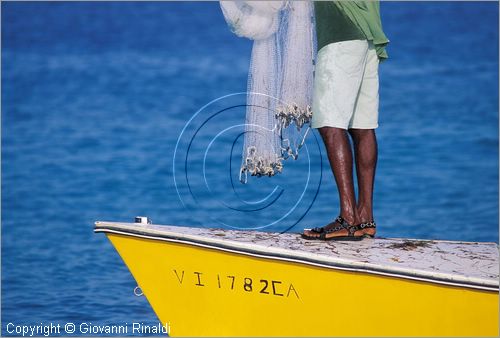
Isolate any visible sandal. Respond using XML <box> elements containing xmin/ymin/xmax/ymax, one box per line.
<box><xmin>301</xmin><ymin>216</ymin><xmax>342</xmax><ymax>240</ymax></box>
<box><xmin>300</xmin><ymin>216</ymin><xmax>343</xmax><ymax>239</ymax></box>
<box><xmin>302</xmin><ymin>216</ymin><xmax>364</xmax><ymax>241</ymax></box>
<box><xmin>359</xmin><ymin>220</ymin><xmax>377</xmax><ymax>238</ymax></box>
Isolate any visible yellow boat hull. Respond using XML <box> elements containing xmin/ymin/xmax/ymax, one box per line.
<box><xmin>107</xmin><ymin>233</ymin><xmax>499</xmax><ymax>336</ymax></box>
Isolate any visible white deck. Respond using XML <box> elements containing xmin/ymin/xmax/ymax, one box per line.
<box><xmin>95</xmin><ymin>221</ymin><xmax>499</xmax><ymax>291</ymax></box>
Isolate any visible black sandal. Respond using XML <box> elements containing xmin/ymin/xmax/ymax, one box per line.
<box><xmin>359</xmin><ymin>220</ymin><xmax>377</xmax><ymax>238</ymax></box>
<box><xmin>302</xmin><ymin>216</ymin><xmax>364</xmax><ymax>241</ymax></box>
<box><xmin>301</xmin><ymin>216</ymin><xmax>342</xmax><ymax>239</ymax></box>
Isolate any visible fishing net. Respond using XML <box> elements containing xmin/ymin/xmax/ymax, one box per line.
<box><xmin>220</xmin><ymin>1</ymin><xmax>316</xmax><ymax>183</ymax></box>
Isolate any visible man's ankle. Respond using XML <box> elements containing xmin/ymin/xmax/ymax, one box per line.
<box><xmin>356</xmin><ymin>206</ymin><xmax>373</xmax><ymax>222</ymax></box>
<box><xmin>340</xmin><ymin>213</ymin><xmax>357</xmax><ymax>225</ymax></box>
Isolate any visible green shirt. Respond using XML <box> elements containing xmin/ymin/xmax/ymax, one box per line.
<box><xmin>314</xmin><ymin>1</ymin><xmax>390</xmax><ymax>61</ymax></box>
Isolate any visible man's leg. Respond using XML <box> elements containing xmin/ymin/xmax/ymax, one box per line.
<box><xmin>303</xmin><ymin>126</ymin><xmax>365</xmax><ymax>238</ymax></box>
<box><xmin>347</xmin><ymin>42</ymin><xmax>380</xmax><ymax>235</ymax></box>
<box><xmin>349</xmin><ymin>128</ymin><xmax>377</xmax><ymax>235</ymax></box>
<box><xmin>319</xmin><ymin>127</ymin><xmax>357</xmax><ymax>225</ymax></box>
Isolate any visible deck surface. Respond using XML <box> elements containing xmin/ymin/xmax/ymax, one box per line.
<box><xmin>95</xmin><ymin>221</ymin><xmax>499</xmax><ymax>290</ymax></box>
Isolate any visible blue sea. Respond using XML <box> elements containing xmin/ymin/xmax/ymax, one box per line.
<box><xmin>2</xmin><ymin>1</ymin><xmax>498</xmax><ymax>336</ymax></box>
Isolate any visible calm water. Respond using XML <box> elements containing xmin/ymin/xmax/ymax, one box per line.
<box><xmin>2</xmin><ymin>1</ymin><xmax>498</xmax><ymax>335</ymax></box>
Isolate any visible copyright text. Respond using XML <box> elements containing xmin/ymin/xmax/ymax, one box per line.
<box><xmin>5</xmin><ymin>322</ymin><xmax>171</xmax><ymax>336</ymax></box>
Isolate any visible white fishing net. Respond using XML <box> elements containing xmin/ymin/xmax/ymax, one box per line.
<box><xmin>220</xmin><ymin>1</ymin><xmax>316</xmax><ymax>183</ymax></box>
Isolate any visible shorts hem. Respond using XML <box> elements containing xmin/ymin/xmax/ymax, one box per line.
<box><xmin>311</xmin><ymin>122</ymin><xmax>349</xmax><ymax>130</ymax></box>
<box><xmin>347</xmin><ymin>123</ymin><xmax>379</xmax><ymax>130</ymax></box>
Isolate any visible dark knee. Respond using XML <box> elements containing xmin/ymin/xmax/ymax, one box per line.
<box><xmin>358</xmin><ymin>154</ymin><xmax>377</xmax><ymax>169</ymax></box>
<box><xmin>319</xmin><ymin>126</ymin><xmax>347</xmax><ymax>141</ymax></box>
<box><xmin>348</xmin><ymin>128</ymin><xmax>375</xmax><ymax>139</ymax></box>
<box><xmin>348</xmin><ymin>128</ymin><xmax>377</xmax><ymax>168</ymax></box>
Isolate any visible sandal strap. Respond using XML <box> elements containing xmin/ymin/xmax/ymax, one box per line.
<box><xmin>335</xmin><ymin>215</ymin><xmax>351</xmax><ymax>228</ymax></box>
<box><xmin>324</xmin><ymin>216</ymin><xmax>350</xmax><ymax>234</ymax></box>
<box><xmin>359</xmin><ymin>221</ymin><xmax>376</xmax><ymax>229</ymax></box>
<box><xmin>312</xmin><ymin>216</ymin><xmax>348</xmax><ymax>234</ymax></box>
<box><xmin>324</xmin><ymin>225</ymin><xmax>345</xmax><ymax>233</ymax></box>
<box><xmin>346</xmin><ymin>224</ymin><xmax>363</xmax><ymax>236</ymax></box>
<box><xmin>310</xmin><ymin>227</ymin><xmax>325</xmax><ymax>233</ymax></box>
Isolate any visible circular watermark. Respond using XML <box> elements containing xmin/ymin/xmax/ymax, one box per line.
<box><xmin>173</xmin><ymin>92</ymin><xmax>322</xmax><ymax>233</ymax></box>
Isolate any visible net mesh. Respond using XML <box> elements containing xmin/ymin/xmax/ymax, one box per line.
<box><xmin>220</xmin><ymin>1</ymin><xmax>316</xmax><ymax>183</ymax></box>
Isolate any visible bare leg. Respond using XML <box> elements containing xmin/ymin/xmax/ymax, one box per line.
<box><xmin>303</xmin><ymin>127</ymin><xmax>363</xmax><ymax>238</ymax></box>
<box><xmin>319</xmin><ymin>127</ymin><xmax>357</xmax><ymax>224</ymax></box>
<box><xmin>349</xmin><ymin>128</ymin><xmax>377</xmax><ymax>236</ymax></box>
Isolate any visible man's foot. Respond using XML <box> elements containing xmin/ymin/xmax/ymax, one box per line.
<box><xmin>302</xmin><ymin>218</ymin><xmax>341</xmax><ymax>239</ymax></box>
<box><xmin>302</xmin><ymin>216</ymin><xmax>365</xmax><ymax>241</ymax></box>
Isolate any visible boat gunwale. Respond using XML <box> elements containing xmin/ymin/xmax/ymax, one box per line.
<box><xmin>94</xmin><ymin>221</ymin><xmax>499</xmax><ymax>292</ymax></box>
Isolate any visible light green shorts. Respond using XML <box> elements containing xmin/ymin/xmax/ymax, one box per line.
<box><xmin>311</xmin><ymin>40</ymin><xmax>379</xmax><ymax>130</ymax></box>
